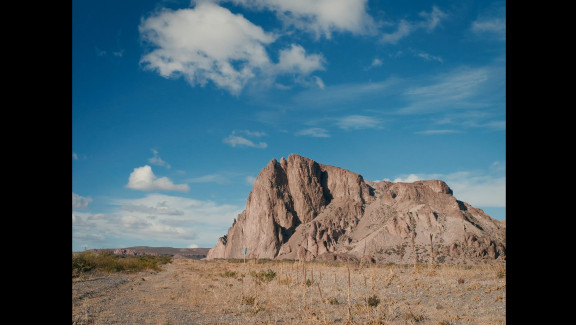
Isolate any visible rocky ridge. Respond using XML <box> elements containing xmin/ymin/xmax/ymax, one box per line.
<box><xmin>207</xmin><ymin>154</ymin><xmax>505</xmax><ymax>264</ymax></box>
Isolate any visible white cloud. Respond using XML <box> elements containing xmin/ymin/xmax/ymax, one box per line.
<box><xmin>126</xmin><ymin>165</ymin><xmax>189</xmax><ymax>192</ymax></box>
<box><xmin>139</xmin><ymin>2</ymin><xmax>324</xmax><ymax>95</ymax></box>
<box><xmin>336</xmin><ymin>115</ymin><xmax>381</xmax><ymax>130</ymax></box>
<box><xmin>73</xmin><ymin>193</ymin><xmax>93</xmax><ymax>209</ymax></box>
<box><xmin>188</xmin><ymin>174</ymin><xmax>231</xmax><ymax>184</ymax></box>
<box><xmin>139</xmin><ymin>2</ymin><xmax>275</xmax><ymax>95</ymax></box>
<box><xmin>471</xmin><ymin>4</ymin><xmax>506</xmax><ymax>41</ymax></box>
<box><xmin>419</xmin><ymin>6</ymin><xmax>448</xmax><ymax>31</ymax></box>
<box><xmin>381</xmin><ymin>20</ymin><xmax>413</xmax><ymax>44</ymax></box>
<box><xmin>393</xmin><ymin>174</ymin><xmax>421</xmax><ymax>183</ymax></box>
<box><xmin>417</xmin><ymin>52</ymin><xmax>443</xmax><ymax>63</ymax></box>
<box><xmin>370</xmin><ymin>58</ymin><xmax>382</xmax><ymax>68</ymax></box>
<box><xmin>234</xmin><ymin>130</ymin><xmax>266</xmax><ymax>137</ymax></box>
<box><xmin>275</xmin><ymin>44</ymin><xmax>325</xmax><ymax>75</ymax></box>
<box><xmin>148</xmin><ymin>149</ymin><xmax>171</xmax><ymax>168</ymax></box>
<box><xmin>380</xmin><ymin>6</ymin><xmax>447</xmax><ymax>44</ymax></box>
<box><xmin>296</xmin><ymin>127</ymin><xmax>330</xmax><ymax>138</ymax></box>
<box><xmin>223</xmin><ymin>130</ymin><xmax>268</xmax><ymax>148</ymax></box>
<box><xmin>398</xmin><ymin>66</ymin><xmax>495</xmax><ymax>114</ymax></box>
<box><xmin>416</xmin><ymin>129</ymin><xmax>460</xmax><ymax>135</ymax></box>
<box><xmin>72</xmin><ymin>153</ymin><xmax>78</xmax><ymax>160</ymax></box>
<box><xmin>72</xmin><ymin>193</ymin><xmax>243</xmax><ymax>249</ymax></box>
<box><xmin>223</xmin><ymin>135</ymin><xmax>267</xmax><ymax>148</ymax></box>
<box><xmin>472</xmin><ymin>18</ymin><xmax>506</xmax><ymax>40</ymax></box>
<box><xmin>313</xmin><ymin>76</ymin><xmax>325</xmax><ymax>89</ymax></box>
<box><xmin>226</xmin><ymin>0</ymin><xmax>377</xmax><ymax>39</ymax></box>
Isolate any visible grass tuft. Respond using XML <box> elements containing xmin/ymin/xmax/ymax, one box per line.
<box><xmin>249</xmin><ymin>269</ymin><xmax>276</xmax><ymax>283</ymax></box>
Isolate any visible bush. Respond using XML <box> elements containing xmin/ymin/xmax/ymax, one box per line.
<box><xmin>366</xmin><ymin>294</ymin><xmax>380</xmax><ymax>307</ymax></box>
<box><xmin>220</xmin><ymin>270</ymin><xmax>238</xmax><ymax>278</ymax></box>
<box><xmin>72</xmin><ymin>251</ymin><xmax>172</xmax><ymax>277</ymax></box>
<box><xmin>249</xmin><ymin>269</ymin><xmax>276</xmax><ymax>283</ymax></box>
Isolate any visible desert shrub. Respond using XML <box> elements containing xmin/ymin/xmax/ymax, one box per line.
<box><xmin>242</xmin><ymin>295</ymin><xmax>256</xmax><ymax>306</ymax></box>
<box><xmin>404</xmin><ymin>311</ymin><xmax>425</xmax><ymax>322</ymax></box>
<box><xmin>366</xmin><ymin>294</ymin><xmax>380</xmax><ymax>307</ymax></box>
<box><xmin>305</xmin><ymin>279</ymin><xmax>313</xmax><ymax>287</ymax></box>
<box><xmin>325</xmin><ymin>297</ymin><xmax>339</xmax><ymax>305</ymax></box>
<box><xmin>219</xmin><ymin>270</ymin><xmax>237</xmax><ymax>278</ymax></box>
<box><xmin>72</xmin><ymin>251</ymin><xmax>171</xmax><ymax>277</ymax></box>
<box><xmin>249</xmin><ymin>269</ymin><xmax>276</xmax><ymax>283</ymax></box>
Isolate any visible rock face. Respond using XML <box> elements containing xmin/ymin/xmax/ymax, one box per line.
<box><xmin>206</xmin><ymin>154</ymin><xmax>505</xmax><ymax>264</ymax></box>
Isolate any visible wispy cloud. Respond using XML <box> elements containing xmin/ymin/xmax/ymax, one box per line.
<box><xmin>73</xmin><ymin>193</ymin><xmax>93</xmax><ymax>209</ymax></box>
<box><xmin>126</xmin><ymin>165</ymin><xmax>189</xmax><ymax>192</ymax></box>
<box><xmin>380</xmin><ymin>6</ymin><xmax>447</xmax><ymax>44</ymax></box>
<box><xmin>398</xmin><ymin>65</ymin><xmax>503</xmax><ymax>114</ymax></box>
<box><xmin>336</xmin><ymin>115</ymin><xmax>381</xmax><ymax>130</ymax></box>
<box><xmin>368</xmin><ymin>57</ymin><xmax>383</xmax><ymax>69</ymax></box>
<box><xmin>223</xmin><ymin>135</ymin><xmax>268</xmax><ymax>148</ymax></box>
<box><xmin>245</xmin><ymin>175</ymin><xmax>257</xmax><ymax>185</ymax></box>
<box><xmin>416</xmin><ymin>129</ymin><xmax>460</xmax><ymax>135</ymax></box>
<box><xmin>148</xmin><ymin>149</ymin><xmax>171</xmax><ymax>168</ymax></box>
<box><xmin>223</xmin><ymin>130</ymin><xmax>268</xmax><ymax>148</ymax></box>
<box><xmin>472</xmin><ymin>18</ymin><xmax>505</xmax><ymax>40</ymax></box>
<box><xmin>296</xmin><ymin>127</ymin><xmax>330</xmax><ymax>138</ymax></box>
<box><xmin>416</xmin><ymin>52</ymin><xmax>443</xmax><ymax>63</ymax></box>
<box><xmin>471</xmin><ymin>3</ymin><xmax>506</xmax><ymax>41</ymax></box>
<box><xmin>188</xmin><ymin>174</ymin><xmax>231</xmax><ymax>184</ymax></box>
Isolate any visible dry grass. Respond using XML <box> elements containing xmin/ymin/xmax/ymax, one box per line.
<box><xmin>72</xmin><ymin>259</ymin><xmax>506</xmax><ymax>324</ymax></box>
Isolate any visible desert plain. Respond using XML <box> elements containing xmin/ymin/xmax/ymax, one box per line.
<box><xmin>72</xmin><ymin>257</ymin><xmax>505</xmax><ymax>324</ymax></box>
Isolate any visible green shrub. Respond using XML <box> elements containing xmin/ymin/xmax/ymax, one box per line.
<box><xmin>249</xmin><ymin>269</ymin><xmax>276</xmax><ymax>283</ymax></box>
<box><xmin>72</xmin><ymin>251</ymin><xmax>171</xmax><ymax>277</ymax></box>
<box><xmin>366</xmin><ymin>294</ymin><xmax>380</xmax><ymax>307</ymax></box>
<box><xmin>242</xmin><ymin>295</ymin><xmax>256</xmax><ymax>306</ymax></box>
<box><xmin>220</xmin><ymin>270</ymin><xmax>238</xmax><ymax>278</ymax></box>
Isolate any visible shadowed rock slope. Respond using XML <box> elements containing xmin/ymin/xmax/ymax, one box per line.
<box><xmin>207</xmin><ymin>154</ymin><xmax>505</xmax><ymax>264</ymax></box>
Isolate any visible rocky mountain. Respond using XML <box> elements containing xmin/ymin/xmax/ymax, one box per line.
<box><xmin>206</xmin><ymin>154</ymin><xmax>505</xmax><ymax>264</ymax></box>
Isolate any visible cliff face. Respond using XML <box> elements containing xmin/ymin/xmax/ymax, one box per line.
<box><xmin>207</xmin><ymin>154</ymin><xmax>505</xmax><ymax>264</ymax></box>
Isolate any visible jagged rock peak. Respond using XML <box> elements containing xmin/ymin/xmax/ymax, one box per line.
<box><xmin>206</xmin><ymin>155</ymin><xmax>505</xmax><ymax>265</ymax></box>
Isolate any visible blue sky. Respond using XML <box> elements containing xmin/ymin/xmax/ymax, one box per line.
<box><xmin>72</xmin><ymin>0</ymin><xmax>506</xmax><ymax>251</ymax></box>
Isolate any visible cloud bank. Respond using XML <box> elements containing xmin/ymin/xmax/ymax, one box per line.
<box><xmin>72</xmin><ymin>194</ymin><xmax>243</xmax><ymax>249</ymax></box>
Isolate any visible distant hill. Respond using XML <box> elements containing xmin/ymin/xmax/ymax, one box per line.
<box><xmin>86</xmin><ymin>246</ymin><xmax>210</xmax><ymax>260</ymax></box>
<box><xmin>207</xmin><ymin>154</ymin><xmax>505</xmax><ymax>265</ymax></box>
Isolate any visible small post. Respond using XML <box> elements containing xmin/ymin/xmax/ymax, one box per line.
<box><xmin>411</xmin><ymin>230</ymin><xmax>417</xmax><ymax>272</ymax></box>
<box><xmin>347</xmin><ymin>265</ymin><xmax>352</xmax><ymax>319</ymax></box>
<box><xmin>429</xmin><ymin>234</ymin><xmax>435</xmax><ymax>269</ymax></box>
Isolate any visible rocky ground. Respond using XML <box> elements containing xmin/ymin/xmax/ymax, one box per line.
<box><xmin>72</xmin><ymin>259</ymin><xmax>506</xmax><ymax>324</ymax></box>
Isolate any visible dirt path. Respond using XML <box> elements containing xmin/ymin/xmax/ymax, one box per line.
<box><xmin>72</xmin><ymin>259</ymin><xmax>506</xmax><ymax>324</ymax></box>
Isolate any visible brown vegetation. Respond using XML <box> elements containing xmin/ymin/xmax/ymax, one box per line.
<box><xmin>72</xmin><ymin>258</ymin><xmax>506</xmax><ymax>324</ymax></box>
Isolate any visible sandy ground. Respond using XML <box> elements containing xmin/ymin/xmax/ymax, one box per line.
<box><xmin>72</xmin><ymin>259</ymin><xmax>506</xmax><ymax>324</ymax></box>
